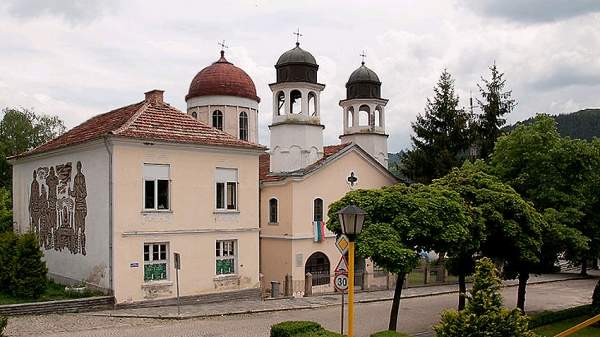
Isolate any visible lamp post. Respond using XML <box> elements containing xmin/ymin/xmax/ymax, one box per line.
<box><xmin>338</xmin><ymin>204</ymin><xmax>366</xmax><ymax>337</ymax></box>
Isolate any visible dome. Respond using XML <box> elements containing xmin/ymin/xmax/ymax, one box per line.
<box><xmin>186</xmin><ymin>51</ymin><xmax>260</xmax><ymax>103</ymax></box>
<box><xmin>345</xmin><ymin>63</ymin><xmax>382</xmax><ymax>99</ymax></box>
<box><xmin>276</xmin><ymin>42</ymin><xmax>317</xmax><ymax>66</ymax></box>
<box><xmin>347</xmin><ymin>63</ymin><xmax>380</xmax><ymax>84</ymax></box>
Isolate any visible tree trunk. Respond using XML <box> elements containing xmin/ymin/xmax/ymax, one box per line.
<box><xmin>517</xmin><ymin>271</ymin><xmax>529</xmax><ymax>312</ymax></box>
<box><xmin>458</xmin><ymin>271</ymin><xmax>466</xmax><ymax>310</ymax></box>
<box><xmin>388</xmin><ymin>272</ymin><xmax>405</xmax><ymax>331</ymax></box>
<box><xmin>581</xmin><ymin>259</ymin><xmax>588</xmax><ymax>276</ymax></box>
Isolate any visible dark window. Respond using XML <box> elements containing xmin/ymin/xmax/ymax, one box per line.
<box><xmin>269</xmin><ymin>198</ymin><xmax>278</xmax><ymax>223</ymax></box>
<box><xmin>157</xmin><ymin>180</ymin><xmax>169</xmax><ymax>210</ymax></box>
<box><xmin>227</xmin><ymin>182</ymin><xmax>237</xmax><ymax>210</ymax></box>
<box><xmin>305</xmin><ymin>252</ymin><xmax>330</xmax><ymax>286</ymax></box>
<box><xmin>144</xmin><ymin>180</ymin><xmax>155</xmax><ymax>209</ymax></box>
<box><xmin>313</xmin><ymin>198</ymin><xmax>323</xmax><ymax>222</ymax></box>
<box><xmin>212</xmin><ymin>110</ymin><xmax>223</xmax><ymax>130</ymax></box>
<box><xmin>239</xmin><ymin>112</ymin><xmax>248</xmax><ymax>141</ymax></box>
<box><xmin>216</xmin><ymin>182</ymin><xmax>225</xmax><ymax>209</ymax></box>
<box><xmin>191</xmin><ymin>111</ymin><xmax>197</xmax><ymax>119</ymax></box>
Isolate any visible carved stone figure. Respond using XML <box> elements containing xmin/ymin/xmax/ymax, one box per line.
<box><xmin>69</xmin><ymin>161</ymin><xmax>87</xmax><ymax>255</ymax></box>
<box><xmin>46</xmin><ymin>167</ymin><xmax>58</xmax><ymax>249</ymax></box>
<box><xmin>29</xmin><ymin>170</ymin><xmax>40</xmax><ymax>234</ymax></box>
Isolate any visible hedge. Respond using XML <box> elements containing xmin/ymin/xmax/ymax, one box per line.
<box><xmin>371</xmin><ymin>331</ymin><xmax>413</xmax><ymax>337</ymax></box>
<box><xmin>528</xmin><ymin>304</ymin><xmax>593</xmax><ymax>329</ymax></box>
<box><xmin>271</xmin><ymin>321</ymin><xmax>323</xmax><ymax>337</ymax></box>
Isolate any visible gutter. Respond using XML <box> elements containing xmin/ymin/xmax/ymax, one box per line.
<box><xmin>103</xmin><ymin>136</ymin><xmax>114</xmax><ymax>296</ymax></box>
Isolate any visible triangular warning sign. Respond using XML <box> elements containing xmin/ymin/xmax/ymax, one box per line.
<box><xmin>335</xmin><ymin>256</ymin><xmax>349</xmax><ymax>273</ymax></box>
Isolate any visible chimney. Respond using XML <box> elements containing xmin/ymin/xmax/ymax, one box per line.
<box><xmin>144</xmin><ymin>89</ymin><xmax>164</xmax><ymax>105</ymax></box>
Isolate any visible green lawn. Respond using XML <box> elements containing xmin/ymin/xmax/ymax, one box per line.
<box><xmin>0</xmin><ymin>281</ymin><xmax>102</xmax><ymax>305</ymax></box>
<box><xmin>534</xmin><ymin>315</ymin><xmax>600</xmax><ymax>337</ymax></box>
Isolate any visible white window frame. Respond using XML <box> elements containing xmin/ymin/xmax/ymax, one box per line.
<box><xmin>143</xmin><ymin>242</ymin><xmax>169</xmax><ymax>282</ymax></box>
<box><xmin>215</xmin><ymin>168</ymin><xmax>238</xmax><ymax>211</ymax></box>
<box><xmin>238</xmin><ymin>111</ymin><xmax>249</xmax><ymax>141</ymax></box>
<box><xmin>143</xmin><ymin>164</ymin><xmax>171</xmax><ymax>212</ymax></box>
<box><xmin>215</xmin><ymin>240</ymin><xmax>237</xmax><ymax>276</ymax></box>
<box><xmin>268</xmin><ymin>197</ymin><xmax>279</xmax><ymax>224</ymax></box>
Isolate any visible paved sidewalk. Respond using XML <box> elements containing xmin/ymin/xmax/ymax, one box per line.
<box><xmin>87</xmin><ymin>273</ymin><xmax>591</xmax><ymax>320</ymax></box>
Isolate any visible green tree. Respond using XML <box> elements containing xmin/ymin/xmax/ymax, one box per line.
<box><xmin>0</xmin><ymin>107</ymin><xmax>65</xmax><ymax>188</ymax></box>
<box><xmin>401</xmin><ymin>70</ymin><xmax>473</xmax><ymax>183</ymax></box>
<box><xmin>0</xmin><ymin>187</ymin><xmax>13</xmax><ymax>233</ymax></box>
<box><xmin>433</xmin><ymin>258</ymin><xmax>536</xmax><ymax>337</ymax></box>
<box><xmin>0</xmin><ymin>315</ymin><xmax>6</xmax><ymax>337</ymax></box>
<box><xmin>475</xmin><ymin>63</ymin><xmax>516</xmax><ymax>159</ymax></box>
<box><xmin>327</xmin><ymin>184</ymin><xmax>471</xmax><ymax>331</ymax></box>
<box><xmin>490</xmin><ymin>115</ymin><xmax>596</xmax><ymax>274</ymax></box>
<box><xmin>10</xmin><ymin>233</ymin><xmax>47</xmax><ymax>299</ymax></box>
<box><xmin>0</xmin><ymin>231</ymin><xmax>17</xmax><ymax>292</ymax></box>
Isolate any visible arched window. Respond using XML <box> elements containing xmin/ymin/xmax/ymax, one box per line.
<box><xmin>239</xmin><ymin>111</ymin><xmax>248</xmax><ymax>141</ymax></box>
<box><xmin>269</xmin><ymin>198</ymin><xmax>278</xmax><ymax>223</ymax></box>
<box><xmin>347</xmin><ymin>107</ymin><xmax>355</xmax><ymax>128</ymax></box>
<box><xmin>308</xmin><ymin>92</ymin><xmax>317</xmax><ymax>116</ymax></box>
<box><xmin>358</xmin><ymin>105</ymin><xmax>370</xmax><ymax>126</ymax></box>
<box><xmin>277</xmin><ymin>91</ymin><xmax>285</xmax><ymax>115</ymax></box>
<box><xmin>191</xmin><ymin>111</ymin><xmax>197</xmax><ymax>119</ymax></box>
<box><xmin>290</xmin><ymin>90</ymin><xmax>302</xmax><ymax>114</ymax></box>
<box><xmin>313</xmin><ymin>198</ymin><xmax>323</xmax><ymax>222</ymax></box>
<box><xmin>212</xmin><ymin>110</ymin><xmax>223</xmax><ymax>130</ymax></box>
<box><xmin>305</xmin><ymin>252</ymin><xmax>330</xmax><ymax>286</ymax></box>
<box><xmin>375</xmin><ymin>106</ymin><xmax>383</xmax><ymax>127</ymax></box>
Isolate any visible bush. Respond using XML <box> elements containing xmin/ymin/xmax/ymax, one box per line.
<box><xmin>10</xmin><ymin>233</ymin><xmax>47</xmax><ymax>299</ymax></box>
<box><xmin>0</xmin><ymin>231</ymin><xmax>17</xmax><ymax>292</ymax></box>
<box><xmin>528</xmin><ymin>305</ymin><xmax>593</xmax><ymax>329</ymax></box>
<box><xmin>371</xmin><ymin>331</ymin><xmax>413</xmax><ymax>337</ymax></box>
<box><xmin>433</xmin><ymin>258</ymin><xmax>536</xmax><ymax>337</ymax></box>
<box><xmin>271</xmin><ymin>321</ymin><xmax>323</xmax><ymax>337</ymax></box>
<box><xmin>0</xmin><ymin>316</ymin><xmax>7</xmax><ymax>337</ymax></box>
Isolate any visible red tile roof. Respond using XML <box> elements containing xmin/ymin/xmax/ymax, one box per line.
<box><xmin>259</xmin><ymin>143</ymin><xmax>352</xmax><ymax>182</ymax></box>
<box><xmin>14</xmin><ymin>95</ymin><xmax>265</xmax><ymax>159</ymax></box>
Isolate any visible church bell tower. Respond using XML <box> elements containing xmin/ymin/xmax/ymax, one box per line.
<box><xmin>339</xmin><ymin>58</ymin><xmax>389</xmax><ymax>167</ymax></box>
<box><xmin>269</xmin><ymin>41</ymin><xmax>326</xmax><ymax>173</ymax></box>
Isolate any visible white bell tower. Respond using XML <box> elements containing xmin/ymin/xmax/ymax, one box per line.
<box><xmin>269</xmin><ymin>42</ymin><xmax>326</xmax><ymax>173</ymax></box>
<box><xmin>339</xmin><ymin>59</ymin><xmax>389</xmax><ymax>167</ymax></box>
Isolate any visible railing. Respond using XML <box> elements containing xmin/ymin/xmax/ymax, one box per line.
<box><xmin>554</xmin><ymin>314</ymin><xmax>600</xmax><ymax>337</ymax></box>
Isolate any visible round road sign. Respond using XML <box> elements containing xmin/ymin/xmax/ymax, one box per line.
<box><xmin>334</xmin><ymin>273</ymin><xmax>349</xmax><ymax>291</ymax></box>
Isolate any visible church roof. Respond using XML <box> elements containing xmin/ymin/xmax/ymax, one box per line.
<box><xmin>186</xmin><ymin>51</ymin><xmax>260</xmax><ymax>103</ymax></box>
<box><xmin>13</xmin><ymin>90</ymin><xmax>265</xmax><ymax>159</ymax></box>
<box><xmin>259</xmin><ymin>143</ymin><xmax>397</xmax><ymax>183</ymax></box>
<box><xmin>347</xmin><ymin>63</ymin><xmax>381</xmax><ymax>84</ymax></box>
<box><xmin>276</xmin><ymin>43</ymin><xmax>317</xmax><ymax>67</ymax></box>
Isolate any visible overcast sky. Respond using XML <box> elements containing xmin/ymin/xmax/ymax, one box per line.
<box><xmin>1</xmin><ymin>0</ymin><xmax>600</xmax><ymax>152</ymax></box>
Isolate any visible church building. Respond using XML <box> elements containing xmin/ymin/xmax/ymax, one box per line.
<box><xmin>10</xmin><ymin>39</ymin><xmax>398</xmax><ymax>304</ymax></box>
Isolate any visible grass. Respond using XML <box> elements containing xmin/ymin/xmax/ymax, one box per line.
<box><xmin>0</xmin><ymin>280</ymin><xmax>103</xmax><ymax>305</ymax></box>
<box><xmin>534</xmin><ymin>315</ymin><xmax>600</xmax><ymax>337</ymax></box>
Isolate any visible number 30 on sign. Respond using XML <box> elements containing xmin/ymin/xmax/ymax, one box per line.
<box><xmin>334</xmin><ymin>273</ymin><xmax>349</xmax><ymax>291</ymax></box>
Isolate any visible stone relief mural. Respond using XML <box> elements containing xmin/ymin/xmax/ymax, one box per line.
<box><xmin>29</xmin><ymin>161</ymin><xmax>87</xmax><ymax>255</ymax></box>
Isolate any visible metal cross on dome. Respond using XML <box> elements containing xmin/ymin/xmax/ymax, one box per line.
<box><xmin>360</xmin><ymin>50</ymin><xmax>367</xmax><ymax>65</ymax></box>
<box><xmin>218</xmin><ymin>40</ymin><xmax>229</xmax><ymax>51</ymax></box>
<box><xmin>293</xmin><ymin>28</ymin><xmax>303</xmax><ymax>44</ymax></box>
<box><xmin>347</xmin><ymin>172</ymin><xmax>358</xmax><ymax>187</ymax></box>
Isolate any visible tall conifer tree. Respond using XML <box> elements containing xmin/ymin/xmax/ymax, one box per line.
<box><xmin>476</xmin><ymin>63</ymin><xmax>516</xmax><ymax>159</ymax></box>
<box><xmin>401</xmin><ymin>69</ymin><xmax>472</xmax><ymax>183</ymax></box>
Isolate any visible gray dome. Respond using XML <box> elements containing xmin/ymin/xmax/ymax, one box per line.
<box><xmin>348</xmin><ymin>63</ymin><xmax>380</xmax><ymax>84</ymax></box>
<box><xmin>276</xmin><ymin>43</ymin><xmax>317</xmax><ymax>66</ymax></box>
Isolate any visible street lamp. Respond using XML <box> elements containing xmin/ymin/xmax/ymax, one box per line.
<box><xmin>338</xmin><ymin>203</ymin><xmax>366</xmax><ymax>337</ymax></box>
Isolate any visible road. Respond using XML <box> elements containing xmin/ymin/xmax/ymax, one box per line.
<box><xmin>5</xmin><ymin>278</ymin><xmax>596</xmax><ymax>337</ymax></box>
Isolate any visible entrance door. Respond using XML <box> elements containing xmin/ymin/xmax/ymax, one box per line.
<box><xmin>305</xmin><ymin>252</ymin><xmax>330</xmax><ymax>286</ymax></box>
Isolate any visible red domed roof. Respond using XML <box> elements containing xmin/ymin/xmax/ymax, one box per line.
<box><xmin>186</xmin><ymin>51</ymin><xmax>260</xmax><ymax>103</ymax></box>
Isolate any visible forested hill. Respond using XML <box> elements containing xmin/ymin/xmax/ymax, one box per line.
<box><xmin>509</xmin><ymin>108</ymin><xmax>600</xmax><ymax>140</ymax></box>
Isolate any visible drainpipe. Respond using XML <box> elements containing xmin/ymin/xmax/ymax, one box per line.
<box><xmin>103</xmin><ymin>136</ymin><xmax>114</xmax><ymax>296</ymax></box>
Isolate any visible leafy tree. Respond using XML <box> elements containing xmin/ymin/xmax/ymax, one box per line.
<box><xmin>0</xmin><ymin>107</ymin><xmax>65</xmax><ymax>188</ymax></box>
<box><xmin>0</xmin><ymin>231</ymin><xmax>17</xmax><ymax>293</ymax></box>
<box><xmin>10</xmin><ymin>232</ymin><xmax>47</xmax><ymax>299</ymax></box>
<box><xmin>490</xmin><ymin>115</ymin><xmax>597</xmax><ymax>274</ymax></box>
<box><xmin>433</xmin><ymin>258</ymin><xmax>536</xmax><ymax>337</ymax></box>
<box><xmin>475</xmin><ymin>63</ymin><xmax>516</xmax><ymax>159</ymax></box>
<box><xmin>327</xmin><ymin>184</ymin><xmax>471</xmax><ymax>331</ymax></box>
<box><xmin>0</xmin><ymin>187</ymin><xmax>12</xmax><ymax>233</ymax></box>
<box><xmin>401</xmin><ymin>70</ymin><xmax>473</xmax><ymax>183</ymax></box>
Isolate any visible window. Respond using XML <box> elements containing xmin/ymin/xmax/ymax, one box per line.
<box><xmin>215</xmin><ymin>168</ymin><xmax>238</xmax><ymax>210</ymax></box>
<box><xmin>313</xmin><ymin>198</ymin><xmax>323</xmax><ymax>222</ymax></box>
<box><xmin>269</xmin><ymin>198</ymin><xmax>278</xmax><ymax>223</ymax></box>
<box><xmin>191</xmin><ymin>111</ymin><xmax>197</xmax><ymax>119</ymax></box>
<box><xmin>290</xmin><ymin>90</ymin><xmax>301</xmax><ymax>114</ymax></box>
<box><xmin>239</xmin><ymin>112</ymin><xmax>248</xmax><ymax>141</ymax></box>
<box><xmin>144</xmin><ymin>243</ymin><xmax>168</xmax><ymax>281</ymax></box>
<box><xmin>143</xmin><ymin>164</ymin><xmax>170</xmax><ymax>211</ymax></box>
<box><xmin>212</xmin><ymin>110</ymin><xmax>223</xmax><ymax>130</ymax></box>
<box><xmin>216</xmin><ymin>240</ymin><xmax>236</xmax><ymax>275</ymax></box>
<box><xmin>308</xmin><ymin>92</ymin><xmax>317</xmax><ymax>116</ymax></box>
<box><xmin>277</xmin><ymin>91</ymin><xmax>285</xmax><ymax>115</ymax></box>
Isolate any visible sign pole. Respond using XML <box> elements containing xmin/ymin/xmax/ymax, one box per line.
<box><xmin>341</xmin><ymin>290</ymin><xmax>345</xmax><ymax>335</ymax></box>
<box><xmin>348</xmin><ymin>241</ymin><xmax>355</xmax><ymax>337</ymax></box>
<box><xmin>174</xmin><ymin>252</ymin><xmax>181</xmax><ymax>317</ymax></box>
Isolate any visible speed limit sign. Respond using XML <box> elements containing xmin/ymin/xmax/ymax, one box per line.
<box><xmin>334</xmin><ymin>273</ymin><xmax>349</xmax><ymax>291</ymax></box>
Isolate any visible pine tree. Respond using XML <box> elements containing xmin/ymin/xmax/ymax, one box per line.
<box><xmin>401</xmin><ymin>70</ymin><xmax>473</xmax><ymax>183</ymax></box>
<box><xmin>10</xmin><ymin>233</ymin><xmax>47</xmax><ymax>299</ymax></box>
<box><xmin>476</xmin><ymin>63</ymin><xmax>516</xmax><ymax>159</ymax></box>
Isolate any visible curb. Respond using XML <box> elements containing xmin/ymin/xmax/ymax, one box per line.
<box><xmin>87</xmin><ymin>275</ymin><xmax>591</xmax><ymax>320</ymax></box>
